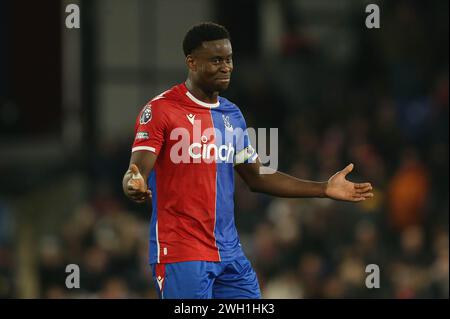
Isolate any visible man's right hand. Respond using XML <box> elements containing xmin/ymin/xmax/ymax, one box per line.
<box><xmin>124</xmin><ymin>164</ymin><xmax>152</xmax><ymax>203</ymax></box>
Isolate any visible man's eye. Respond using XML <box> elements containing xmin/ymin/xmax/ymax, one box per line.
<box><xmin>212</xmin><ymin>58</ymin><xmax>220</xmax><ymax>64</ymax></box>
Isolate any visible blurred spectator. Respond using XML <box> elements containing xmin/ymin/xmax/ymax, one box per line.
<box><xmin>387</xmin><ymin>148</ymin><xmax>430</xmax><ymax>231</ymax></box>
<box><xmin>263</xmin><ymin>270</ymin><xmax>304</xmax><ymax>299</ymax></box>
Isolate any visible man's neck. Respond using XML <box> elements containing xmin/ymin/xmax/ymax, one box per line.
<box><xmin>185</xmin><ymin>79</ymin><xmax>218</xmax><ymax>104</ymax></box>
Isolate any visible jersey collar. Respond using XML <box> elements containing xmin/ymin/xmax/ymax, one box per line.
<box><xmin>182</xmin><ymin>83</ymin><xmax>220</xmax><ymax>108</ymax></box>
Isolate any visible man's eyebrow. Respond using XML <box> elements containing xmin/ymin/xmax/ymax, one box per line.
<box><xmin>210</xmin><ymin>54</ymin><xmax>233</xmax><ymax>59</ymax></box>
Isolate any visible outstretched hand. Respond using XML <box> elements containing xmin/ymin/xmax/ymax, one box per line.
<box><xmin>325</xmin><ymin>164</ymin><xmax>373</xmax><ymax>202</ymax></box>
<box><xmin>126</xmin><ymin>164</ymin><xmax>152</xmax><ymax>203</ymax></box>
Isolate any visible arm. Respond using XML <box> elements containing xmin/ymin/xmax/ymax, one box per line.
<box><xmin>122</xmin><ymin>151</ymin><xmax>157</xmax><ymax>203</ymax></box>
<box><xmin>235</xmin><ymin>158</ymin><xmax>373</xmax><ymax>202</ymax></box>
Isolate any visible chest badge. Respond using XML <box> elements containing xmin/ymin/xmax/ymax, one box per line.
<box><xmin>222</xmin><ymin>115</ymin><xmax>233</xmax><ymax>132</ymax></box>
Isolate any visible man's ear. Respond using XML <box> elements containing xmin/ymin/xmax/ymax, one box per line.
<box><xmin>186</xmin><ymin>55</ymin><xmax>196</xmax><ymax>72</ymax></box>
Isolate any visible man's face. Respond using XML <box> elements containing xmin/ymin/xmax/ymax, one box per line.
<box><xmin>187</xmin><ymin>39</ymin><xmax>233</xmax><ymax>93</ymax></box>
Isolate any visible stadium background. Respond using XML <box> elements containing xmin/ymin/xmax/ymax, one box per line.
<box><xmin>0</xmin><ymin>0</ymin><xmax>448</xmax><ymax>298</ymax></box>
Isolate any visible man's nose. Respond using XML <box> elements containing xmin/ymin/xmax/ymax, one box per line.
<box><xmin>220</xmin><ymin>63</ymin><xmax>232</xmax><ymax>73</ymax></box>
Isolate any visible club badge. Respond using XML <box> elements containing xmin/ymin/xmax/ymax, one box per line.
<box><xmin>222</xmin><ymin>115</ymin><xmax>233</xmax><ymax>132</ymax></box>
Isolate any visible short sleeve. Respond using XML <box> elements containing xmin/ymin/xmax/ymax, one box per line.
<box><xmin>131</xmin><ymin>101</ymin><xmax>169</xmax><ymax>156</ymax></box>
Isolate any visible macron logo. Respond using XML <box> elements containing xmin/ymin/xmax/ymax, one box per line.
<box><xmin>156</xmin><ymin>276</ymin><xmax>164</xmax><ymax>291</ymax></box>
<box><xmin>186</xmin><ymin>114</ymin><xmax>195</xmax><ymax>125</ymax></box>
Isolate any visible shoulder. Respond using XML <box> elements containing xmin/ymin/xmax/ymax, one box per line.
<box><xmin>148</xmin><ymin>86</ymin><xmax>180</xmax><ymax>108</ymax></box>
<box><xmin>219</xmin><ymin>97</ymin><xmax>244</xmax><ymax>115</ymax></box>
<box><xmin>136</xmin><ymin>94</ymin><xmax>178</xmax><ymax>128</ymax></box>
<box><xmin>140</xmin><ymin>85</ymin><xmax>183</xmax><ymax>116</ymax></box>
<box><xmin>220</xmin><ymin>96</ymin><xmax>248</xmax><ymax>122</ymax></box>
<box><xmin>136</xmin><ymin>100</ymin><xmax>169</xmax><ymax>126</ymax></box>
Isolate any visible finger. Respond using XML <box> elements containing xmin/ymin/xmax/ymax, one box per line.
<box><xmin>131</xmin><ymin>195</ymin><xmax>148</xmax><ymax>203</ymax></box>
<box><xmin>360</xmin><ymin>192</ymin><xmax>374</xmax><ymax>198</ymax></box>
<box><xmin>356</xmin><ymin>185</ymin><xmax>373</xmax><ymax>193</ymax></box>
<box><xmin>140</xmin><ymin>191</ymin><xmax>151</xmax><ymax>199</ymax></box>
<box><xmin>127</xmin><ymin>192</ymin><xmax>145</xmax><ymax>200</ymax></box>
<box><xmin>127</xmin><ymin>182</ymin><xmax>139</xmax><ymax>190</ymax></box>
<box><xmin>130</xmin><ymin>164</ymin><xmax>144</xmax><ymax>181</ymax></box>
<box><xmin>127</xmin><ymin>180</ymin><xmax>141</xmax><ymax>191</ymax></box>
<box><xmin>353</xmin><ymin>192</ymin><xmax>374</xmax><ymax>200</ymax></box>
<box><xmin>355</xmin><ymin>192</ymin><xmax>374</xmax><ymax>199</ymax></box>
<box><xmin>355</xmin><ymin>183</ymin><xmax>372</xmax><ymax>189</ymax></box>
<box><xmin>356</xmin><ymin>188</ymin><xmax>372</xmax><ymax>195</ymax></box>
<box><xmin>130</xmin><ymin>164</ymin><xmax>140</xmax><ymax>175</ymax></box>
<box><xmin>351</xmin><ymin>196</ymin><xmax>366</xmax><ymax>202</ymax></box>
<box><xmin>341</xmin><ymin>163</ymin><xmax>354</xmax><ymax>176</ymax></box>
<box><xmin>127</xmin><ymin>189</ymin><xmax>145</xmax><ymax>197</ymax></box>
<box><xmin>128</xmin><ymin>188</ymin><xmax>151</xmax><ymax>198</ymax></box>
<box><xmin>138</xmin><ymin>193</ymin><xmax>152</xmax><ymax>201</ymax></box>
<box><xmin>129</xmin><ymin>177</ymin><xmax>147</xmax><ymax>191</ymax></box>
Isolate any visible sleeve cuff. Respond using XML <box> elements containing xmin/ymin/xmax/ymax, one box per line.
<box><xmin>132</xmin><ymin>146</ymin><xmax>157</xmax><ymax>153</ymax></box>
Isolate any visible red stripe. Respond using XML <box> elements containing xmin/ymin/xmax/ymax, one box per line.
<box><xmin>155</xmin><ymin>107</ymin><xmax>220</xmax><ymax>263</ymax></box>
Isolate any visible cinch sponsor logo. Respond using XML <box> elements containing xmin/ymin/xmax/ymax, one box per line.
<box><xmin>169</xmin><ymin>120</ymin><xmax>244</xmax><ymax>164</ymax></box>
<box><xmin>167</xmin><ymin>119</ymin><xmax>277</xmax><ymax>172</ymax></box>
<box><xmin>188</xmin><ymin>141</ymin><xmax>235</xmax><ymax>162</ymax></box>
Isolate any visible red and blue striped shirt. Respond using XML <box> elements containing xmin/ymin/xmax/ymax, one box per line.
<box><xmin>132</xmin><ymin>83</ymin><xmax>257</xmax><ymax>264</ymax></box>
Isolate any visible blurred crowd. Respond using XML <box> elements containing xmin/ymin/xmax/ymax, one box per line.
<box><xmin>0</xmin><ymin>1</ymin><xmax>448</xmax><ymax>299</ymax></box>
<box><xmin>35</xmin><ymin>201</ymin><xmax>157</xmax><ymax>299</ymax></box>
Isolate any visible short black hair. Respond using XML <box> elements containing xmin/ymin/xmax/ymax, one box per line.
<box><xmin>183</xmin><ymin>22</ymin><xmax>230</xmax><ymax>56</ymax></box>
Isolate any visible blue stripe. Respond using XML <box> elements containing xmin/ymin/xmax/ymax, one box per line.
<box><xmin>210</xmin><ymin>105</ymin><xmax>243</xmax><ymax>261</ymax></box>
<box><xmin>148</xmin><ymin>170</ymin><xmax>158</xmax><ymax>264</ymax></box>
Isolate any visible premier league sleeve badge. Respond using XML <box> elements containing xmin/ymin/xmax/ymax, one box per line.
<box><xmin>140</xmin><ymin>104</ymin><xmax>152</xmax><ymax>124</ymax></box>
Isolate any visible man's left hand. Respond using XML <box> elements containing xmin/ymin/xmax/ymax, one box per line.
<box><xmin>325</xmin><ymin>163</ymin><xmax>374</xmax><ymax>202</ymax></box>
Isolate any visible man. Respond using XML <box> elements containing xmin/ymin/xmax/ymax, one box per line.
<box><xmin>122</xmin><ymin>22</ymin><xmax>373</xmax><ymax>299</ymax></box>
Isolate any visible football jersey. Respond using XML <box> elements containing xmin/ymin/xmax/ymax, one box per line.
<box><xmin>131</xmin><ymin>83</ymin><xmax>257</xmax><ymax>264</ymax></box>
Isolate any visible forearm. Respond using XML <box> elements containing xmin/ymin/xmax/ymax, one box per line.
<box><xmin>250</xmin><ymin>171</ymin><xmax>327</xmax><ymax>198</ymax></box>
